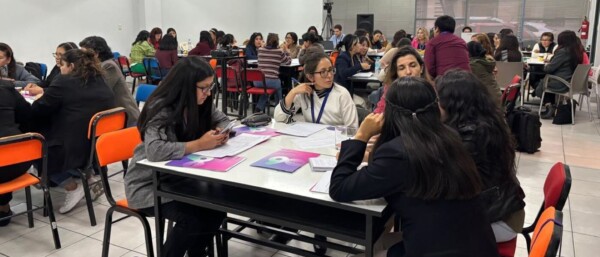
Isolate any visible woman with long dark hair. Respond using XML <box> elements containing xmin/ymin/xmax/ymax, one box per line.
<box><xmin>189</xmin><ymin>31</ymin><xmax>215</xmax><ymax>56</ymax></box>
<box><xmin>0</xmin><ymin>43</ymin><xmax>41</xmax><ymax>87</ymax></box>
<box><xmin>155</xmin><ymin>34</ymin><xmax>179</xmax><ymax>74</ymax></box>
<box><xmin>535</xmin><ymin>30</ymin><xmax>585</xmax><ymax>107</ymax></box>
<box><xmin>437</xmin><ymin>69</ymin><xmax>526</xmax><ymax>243</ymax></box>
<box><xmin>124</xmin><ymin>56</ymin><xmax>230</xmax><ymax>257</ymax></box>
<box><xmin>330</xmin><ymin>76</ymin><xmax>498</xmax><ymax>256</ymax></box>
<box><xmin>149</xmin><ymin>27</ymin><xmax>163</xmax><ymax>50</ymax></box>
<box><xmin>333</xmin><ymin>34</ymin><xmax>371</xmax><ymax>91</ymax></box>
<box><xmin>24</xmin><ymin>42</ymin><xmax>78</xmax><ymax>92</ymax></box>
<box><xmin>130</xmin><ymin>30</ymin><xmax>155</xmax><ymax>74</ymax></box>
<box><xmin>31</xmin><ymin>49</ymin><xmax>115</xmax><ymax>214</ymax></box>
<box><xmin>244</xmin><ymin>32</ymin><xmax>263</xmax><ymax>60</ymax></box>
<box><xmin>493</xmin><ymin>35</ymin><xmax>522</xmax><ymax>62</ymax></box>
<box><xmin>79</xmin><ymin>36</ymin><xmax>140</xmax><ymax>126</ymax></box>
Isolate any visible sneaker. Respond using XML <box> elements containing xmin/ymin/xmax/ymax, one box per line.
<box><xmin>88</xmin><ymin>176</ymin><xmax>105</xmax><ymax>201</ymax></box>
<box><xmin>59</xmin><ymin>182</ymin><xmax>85</xmax><ymax>214</ymax></box>
<box><xmin>0</xmin><ymin>209</ymin><xmax>13</xmax><ymax>227</ymax></box>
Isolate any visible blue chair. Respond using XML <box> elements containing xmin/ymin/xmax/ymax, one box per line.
<box><xmin>142</xmin><ymin>58</ymin><xmax>165</xmax><ymax>85</ymax></box>
<box><xmin>135</xmin><ymin>84</ymin><xmax>158</xmax><ymax>106</ymax></box>
<box><xmin>39</xmin><ymin>63</ymin><xmax>47</xmax><ymax>81</ymax></box>
<box><xmin>112</xmin><ymin>52</ymin><xmax>121</xmax><ymax>60</ymax></box>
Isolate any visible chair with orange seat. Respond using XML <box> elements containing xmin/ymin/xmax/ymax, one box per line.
<box><xmin>0</xmin><ymin>133</ymin><xmax>61</xmax><ymax>249</ymax></box>
<box><xmin>245</xmin><ymin>69</ymin><xmax>277</xmax><ymax>114</ymax></box>
<box><xmin>78</xmin><ymin>107</ymin><xmax>128</xmax><ymax>226</ymax></box>
<box><xmin>329</xmin><ymin>51</ymin><xmax>339</xmax><ymax>65</ymax></box>
<box><xmin>94</xmin><ymin>127</ymin><xmax>155</xmax><ymax>257</ymax></box>
<box><xmin>528</xmin><ymin>206</ymin><xmax>563</xmax><ymax>257</ymax></box>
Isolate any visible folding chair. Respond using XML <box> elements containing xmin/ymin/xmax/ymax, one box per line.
<box><xmin>245</xmin><ymin>69</ymin><xmax>277</xmax><ymax>115</ymax></box>
<box><xmin>95</xmin><ymin>127</ymin><xmax>156</xmax><ymax>257</ymax></box>
<box><xmin>538</xmin><ymin>64</ymin><xmax>592</xmax><ymax>124</ymax></box>
<box><xmin>78</xmin><ymin>107</ymin><xmax>128</xmax><ymax>226</ymax></box>
<box><xmin>521</xmin><ymin>162</ymin><xmax>571</xmax><ymax>253</ymax></box>
<box><xmin>135</xmin><ymin>84</ymin><xmax>158</xmax><ymax>106</ymax></box>
<box><xmin>528</xmin><ymin>207</ymin><xmax>563</xmax><ymax>257</ymax></box>
<box><xmin>0</xmin><ymin>133</ymin><xmax>61</xmax><ymax>249</ymax></box>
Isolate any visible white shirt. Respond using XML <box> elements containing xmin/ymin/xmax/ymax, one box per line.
<box><xmin>274</xmin><ymin>84</ymin><xmax>359</xmax><ymax>128</ymax></box>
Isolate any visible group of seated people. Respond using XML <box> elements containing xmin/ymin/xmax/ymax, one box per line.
<box><xmin>0</xmin><ymin>13</ymin><xmax>589</xmax><ymax>256</ymax></box>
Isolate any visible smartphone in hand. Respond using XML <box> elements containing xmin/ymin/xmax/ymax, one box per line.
<box><xmin>217</xmin><ymin>122</ymin><xmax>236</xmax><ymax>135</ymax></box>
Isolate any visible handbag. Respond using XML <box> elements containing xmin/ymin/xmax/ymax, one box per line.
<box><xmin>241</xmin><ymin>113</ymin><xmax>271</xmax><ymax>127</ymax></box>
<box><xmin>552</xmin><ymin>100</ymin><xmax>577</xmax><ymax>125</ymax></box>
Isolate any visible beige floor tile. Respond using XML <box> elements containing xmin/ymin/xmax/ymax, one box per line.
<box><xmin>569</xmin><ymin>165</ymin><xmax>600</xmax><ymax>184</ymax></box>
<box><xmin>0</xmin><ymin>225</ymin><xmax>85</xmax><ymax>257</ymax></box>
<box><xmin>572</xmin><ymin>232</ymin><xmax>600</xmax><ymax>257</ymax></box>
<box><xmin>520</xmin><ymin>151</ymin><xmax>564</xmax><ymax>164</ymax></box>
<box><xmin>59</xmin><ymin>203</ymin><xmax>127</xmax><ymax>237</ymax></box>
<box><xmin>46</xmin><ymin>237</ymin><xmax>129</xmax><ymax>257</ymax></box>
<box><xmin>565</xmin><ymin>155</ymin><xmax>600</xmax><ymax>170</ymax></box>
<box><xmin>0</xmin><ymin>214</ymin><xmax>46</xmax><ymax>245</ymax></box>
<box><xmin>90</xmin><ymin>216</ymin><xmax>156</xmax><ymax>251</ymax></box>
<box><xmin>119</xmin><ymin>251</ymin><xmax>146</xmax><ymax>257</ymax></box>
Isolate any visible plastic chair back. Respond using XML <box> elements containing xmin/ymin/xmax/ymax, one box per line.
<box><xmin>0</xmin><ymin>133</ymin><xmax>44</xmax><ymax>167</ymax></box>
<box><xmin>142</xmin><ymin>57</ymin><xmax>164</xmax><ymax>81</ymax></box>
<box><xmin>117</xmin><ymin>56</ymin><xmax>131</xmax><ymax>75</ymax></box>
<box><xmin>570</xmin><ymin>64</ymin><xmax>591</xmax><ymax>95</ymax></box>
<box><xmin>496</xmin><ymin>62</ymin><xmax>523</xmax><ymax>89</ymax></box>
<box><xmin>87</xmin><ymin>107</ymin><xmax>127</xmax><ymax>140</ymax></box>
<box><xmin>113</xmin><ymin>52</ymin><xmax>121</xmax><ymax>60</ymax></box>
<box><xmin>529</xmin><ymin>207</ymin><xmax>563</xmax><ymax>257</ymax></box>
<box><xmin>543</xmin><ymin>162</ymin><xmax>572</xmax><ymax>210</ymax></box>
<box><xmin>135</xmin><ymin>84</ymin><xmax>158</xmax><ymax>104</ymax></box>
<box><xmin>245</xmin><ymin>69</ymin><xmax>266</xmax><ymax>83</ymax></box>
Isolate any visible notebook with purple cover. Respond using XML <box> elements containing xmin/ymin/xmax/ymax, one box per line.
<box><xmin>166</xmin><ymin>154</ymin><xmax>245</xmax><ymax>172</ymax></box>
<box><xmin>250</xmin><ymin>149</ymin><xmax>320</xmax><ymax>173</ymax></box>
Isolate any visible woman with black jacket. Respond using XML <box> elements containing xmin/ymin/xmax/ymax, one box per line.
<box><xmin>333</xmin><ymin>34</ymin><xmax>371</xmax><ymax>92</ymax></box>
<box><xmin>436</xmin><ymin>69</ymin><xmax>526</xmax><ymax>243</ymax></box>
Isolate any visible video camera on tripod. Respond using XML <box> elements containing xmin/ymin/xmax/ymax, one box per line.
<box><xmin>210</xmin><ymin>46</ymin><xmax>241</xmax><ymax>58</ymax></box>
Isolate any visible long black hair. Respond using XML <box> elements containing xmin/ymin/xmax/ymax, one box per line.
<box><xmin>555</xmin><ymin>30</ymin><xmax>584</xmax><ymax>71</ymax></box>
<box><xmin>436</xmin><ymin>69</ymin><xmax>516</xmax><ymax>186</ymax></box>
<box><xmin>373</xmin><ymin>76</ymin><xmax>482</xmax><ymax>200</ymax></box>
<box><xmin>247</xmin><ymin>32</ymin><xmax>263</xmax><ymax>53</ymax></box>
<box><xmin>132</xmin><ymin>30</ymin><xmax>150</xmax><ymax>46</ymax></box>
<box><xmin>494</xmin><ymin>35</ymin><xmax>521</xmax><ymax>61</ymax></box>
<box><xmin>336</xmin><ymin>34</ymin><xmax>358</xmax><ymax>52</ymax></box>
<box><xmin>0</xmin><ymin>43</ymin><xmax>16</xmax><ymax>78</ymax></box>
<box><xmin>159</xmin><ymin>34</ymin><xmax>178</xmax><ymax>51</ymax></box>
<box><xmin>138</xmin><ymin>56</ymin><xmax>215</xmax><ymax>141</ymax></box>
<box><xmin>79</xmin><ymin>36</ymin><xmax>114</xmax><ymax>62</ymax></box>
<box><xmin>199</xmin><ymin>30</ymin><xmax>214</xmax><ymax>49</ymax></box>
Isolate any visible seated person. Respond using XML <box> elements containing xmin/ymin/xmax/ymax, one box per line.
<box><xmin>255</xmin><ymin>33</ymin><xmax>291</xmax><ymax>113</ymax></box>
<box><xmin>467</xmin><ymin>41</ymin><xmax>500</xmax><ymax>100</ymax></box>
<box><xmin>410</xmin><ymin>28</ymin><xmax>428</xmax><ymax>51</ymax></box>
<box><xmin>297</xmin><ymin>32</ymin><xmax>324</xmax><ymax>65</ymax></box>
<box><xmin>493</xmin><ymin>35</ymin><xmax>522</xmax><ymax>62</ymax></box>
<box><xmin>79</xmin><ymin>36</ymin><xmax>141</xmax><ymax>127</ymax></box>
<box><xmin>154</xmin><ymin>34</ymin><xmax>179</xmax><ymax>75</ymax></box>
<box><xmin>244</xmin><ymin>32</ymin><xmax>263</xmax><ymax>60</ymax></box>
<box><xmin>220</xmin><ymin>34</ymin><xmax>237</xmax><ymax>49</ymax></box>
<box><xmin>189</xmin><ymin>31</ymin><xmax>215</xmax><ymax>57</ymax></box>
<box><xmin>130</xmin><ymin>30</ymin><xmax>156</xmax><ymax>74</ymax></box>
<box><xmin>437</xmin><ymin>70</ymin><xmax>526</xmax><ymax>243</ymax></box>
<box><xmin>31</xmin><ymin>49</ymin><xmax>116</xmax><ymax>214</ymax></box>
<box><xmin>330</xmin><ymin>77</ymin><xmax>498</xmax><ymax>257</ymax></box>
<box><xmin>149</xmin><ymin>27</ymin><xmax>162</xmax><ymax>50</ymax></box>
<box><xmin>333</xmin><ymin>34</ymin><xmax>371</xmax><ymax>92</ymax></box>
<box><xmin>25</xmin><ymin>42</ymin><xmax>78</xmax><ymax>90</ymax></box>
<box><xmin>0</xmin><ymin>85</ymin><xmax>33</xmax><ymax>226</ymax></box>
<box><xmin>370</xmin><ymin>30</ymin><xmax>386</xmax><ymax>50</ymax></box>
<box><xmin>280</xmin><ymin>32</ymin><xmax>300</xmax><ymax>59</ymax></box>
<box><xmin>532</xmin><ymin>32</ymin><xmax>557</xmax><ymax>54</ymax></box>
<box><xmin>124</xmin><ymin>57</ymin><xmax>230</xmax><ymax>256</ymax></box>
<box><xmin>0</xmin><ymin>43</ymin><xmax>41</xmax><ymax>88</ymax></box>
<box><xmin>275</xmin><ymin>52</ymin><xmax>358</xmax><ymax>127</ymax></box>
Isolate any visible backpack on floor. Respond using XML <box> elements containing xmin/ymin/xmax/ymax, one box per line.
<box><xmin>506</xmin><ymin>106</ymin><xmax>542</xmax><ymax>153</ymax></box>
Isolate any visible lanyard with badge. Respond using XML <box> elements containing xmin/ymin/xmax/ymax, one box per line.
<box><xmin>310</xmin><ymin>87</ymin><xmax>332</xmax><ymax>124</ymax></box>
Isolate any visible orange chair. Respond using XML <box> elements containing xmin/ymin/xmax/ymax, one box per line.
<box><xmin>521</xmin><ymin>162</ymin><xmax>571</xmax><ymax>253</ymax></box>
<box><xmin>245</xmin><ymin>69</ymin><xmax>277</xmax><ymax>114</ymax></box>
<box><xmin>209</xmin><ymin>59</ymin><xmax>218</xmax><ymax>69</ymax></box>
<box><xmin>0</xmin><ymin>133</ymin><xmax>61</xmax><ymax>249</ymax></box>
<box><xmin>529</xmin><ymin>207</ymin><xmax>563</xmax><ymax>257</ymax></box>
<box><xmin>78</xmin><ymin>107</ymin><xmax>128</xmax><ymax>226</ymax></box>
<box><xmin>94</xmin><ymin>127</ymin><xmax>155</xmax><ymax>257</ymax></box>
<box><xmin>329</xmin><ymin>51</ymin><xmax>339</xmax><ymax>65</ymax></box>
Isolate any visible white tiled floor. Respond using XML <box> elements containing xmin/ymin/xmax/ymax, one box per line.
<box><xmin>2</xmin><ymin>96</ymin><xmax>600</xmax><ymax>256</ymax></box>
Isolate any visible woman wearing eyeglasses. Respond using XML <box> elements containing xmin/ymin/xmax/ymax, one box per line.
<box><xmin>124</xmin><ymin>56</ymin><xmax>231</xmax><ymax>257</ymax></box>
<box><xmin>275</xmin><ymin>52</ymin><xmax>358</xmax><ymax>127</ymax></box>
<box><xmin>23</xmin><ymin>42</ymin><xmax>78</xmax><ymax>94</ymax></box>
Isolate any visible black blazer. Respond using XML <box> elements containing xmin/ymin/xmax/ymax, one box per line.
<box><xmin>334</xmin><ymin>51</ymin><xmax>363</xmax><ymax>91</ymax></box>
<box><xmin>32</xmin><ymin>74</ymin><xmax>115</xmax><ymax>171</ymax></box>
<box><xmin>41</xmin><ymin>65</ymin><xmax>60</xmax><ymax>88</ymax></box>
<box><xmin>330</xmin><ymin>137</ymin><xmax>499</xmax><ymax>257</ymax></box>
<box><xmin>0</xmin><ymin>85</ymin><xmax>32</xmax><ymax>138</ymax></box>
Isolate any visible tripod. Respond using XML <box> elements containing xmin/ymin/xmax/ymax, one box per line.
<box><xmin>321</xmin><ymin>9</ymin><xmax>333</xmax><ymax>40</ymax></box>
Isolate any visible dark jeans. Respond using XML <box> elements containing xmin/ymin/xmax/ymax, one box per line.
<box><xmin>139</xmin><ymin>201</ymin><xmax>226</xmax><ymax>257</ymax></box>
<box><xmin>0</xmin><ymin>162</ymin><xmax>32</xmax><ymax>205</ymax></box>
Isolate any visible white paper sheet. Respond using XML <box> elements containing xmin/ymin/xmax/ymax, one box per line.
<box><xmin>353</xmin><ymin>72</ymin><xmax>374</xmax><ymax>78</ymax></box>
<box><xmin>309</xmin><ymin>156</ymin><xmax>338</xmax><ymax>172</ymax></box>
<box><xmin>310</xmin><ymin>170</ymin><xmax>333</xmax><ymax>194</ymax></box>
<box><xmin>277</xmin><ymin>123</ymin><xmax>328</xmax><ymax>137</ymax></box>
<box><xmin>292</xmin><ymin>132</ymin><xmax>335</xmax><ymax>149</ymax></box>
<box><xmin>194</xmin><ymin>134</ymin><xmax>270</xmax><ymax>158</ymax></box>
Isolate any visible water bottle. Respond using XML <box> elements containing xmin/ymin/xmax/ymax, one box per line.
<box><xmin>374</xmin><ymin>57</ymin><xmax>381</xmax><ymax>74</ymax></box>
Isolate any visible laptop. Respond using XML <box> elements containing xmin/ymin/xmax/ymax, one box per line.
<box><xmin>322</xmin><ymin>41</ymin><xmax>334</xmax><ymax>50</ymax></box>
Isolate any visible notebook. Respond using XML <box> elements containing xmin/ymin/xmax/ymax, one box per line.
<box><xmin>251</xmin><ymin>149</ymin><xmax>320</xmax><ymax>173</ymax></box>
<box><xmin>166</xmin><ymin>154</ymin><xmax>245</xmax><ymax>172</ymax></box>
<box><xmin>308</xmin><ymin>156</ymin><xmax>337</xmax><ymax>172</ymax></box>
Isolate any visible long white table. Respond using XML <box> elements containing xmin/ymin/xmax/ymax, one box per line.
<box><xmin>138</xmin><ymin>121</ymin><xmax>390</xmax><ymax>257</ymax></box>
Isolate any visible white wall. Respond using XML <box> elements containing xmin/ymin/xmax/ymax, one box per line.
<box><xmin>161</xmin><ymin>0</ymin><xmax>323</xmax><ymax>45</ymax></box>
<box><xmin>1</xmin><ymin>0</ymin><xmax>141</xmax><ymax>67</ymax></box>
<box><xmin>589</xmin><ymin>0</ymin><xmax>598</xmax><ymax>63</ymax></box>
<box><xmin>1</xmin><ymin>0</ymin><xmax>322</xmax><ymax>68</ymax></box>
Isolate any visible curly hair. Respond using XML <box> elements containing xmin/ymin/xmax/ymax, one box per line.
<box><xmin>61</xmin><ymin>49</ymin><xmax>104</xmax><ymax>82</ymax></box>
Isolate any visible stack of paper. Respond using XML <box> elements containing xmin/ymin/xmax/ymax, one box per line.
<box><xmin>308</xmin><ymin>156</ymin><xmax>337</xmax><ymax>172</ymax></box>
<box><xmin>195</xmin><ymin>134</ymin><xmax>270</xmax><ymax>158</ymax></box>
<box><xmin>353</xmin><ymin>72</ymin><xmax>374</xmax><ymax>78</ymax></box>
<box><xmin>277</xmin><ymin>123</ymin><xmax>328</xmax><ymax>137</ymax></box>
<box><xmin>310</xmin><ymin>170</ymin><xmax>333</xmax><ymax>194</ymax></box>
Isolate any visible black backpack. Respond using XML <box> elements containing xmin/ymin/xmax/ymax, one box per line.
<box><xmin>24</xmin><ymin>62</ymin><xmax>45</xmax><ymax>81</ymax></box>
<box><xmin>506</xmin><ymin>106</ymin><xmax>542</xmax><ymax>153</ymax></box>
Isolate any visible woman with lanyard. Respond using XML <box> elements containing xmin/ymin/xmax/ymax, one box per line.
<box><xmin>274</xmin><ymin>52</ymin><xmax>358</xmax><ymax>127</ymax></box>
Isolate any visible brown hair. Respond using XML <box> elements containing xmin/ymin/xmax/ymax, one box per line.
<box><xmin>473</xmin><ymin>33</ymin><xmax>494</xmax><ymax>57</ymax></box>
<box><xmin>384</xmin><ymin>46</ymin><xmax>431</xmax><ymax>85</ymax></box>
<box><xmin>150</xmin><ymin>27</ymin><xmax>163</xmax><ymax>45</ymax></box>
<box><xmin>61</xmin><ymin>49</ymin><xmax>104</xmax><ymax>82</ymax></box>
<box><xmin>266</xmin><ymin>33</ymin><xmax>279</xmax><ymax>48</ymax></box>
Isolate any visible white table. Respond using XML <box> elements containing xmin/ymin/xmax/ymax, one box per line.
<box><xmin>138</xmin><ymin>121</ymin><xmax>390</xmax><ymax>257</ymax></box>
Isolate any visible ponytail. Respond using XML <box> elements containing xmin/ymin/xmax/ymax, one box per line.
<box><xmin>61</xmin><ymin>49</ymin><xmax>104</xmax><ymax>83</ymax></box>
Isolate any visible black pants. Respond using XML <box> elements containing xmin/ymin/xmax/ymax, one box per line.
<box><xmin>140</xmin><ymin>201</ymin><xmax>226</xmax><ymax>257</ymax></box>
<box><xmin>0</xmin><ymin>162</ymin><xmax>32</xmax><ymax>205</ymax></box>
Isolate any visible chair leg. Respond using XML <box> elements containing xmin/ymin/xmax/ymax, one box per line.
<box><xmin>44</xmin><ymin>187</ymin><xmax>61</xmax><ymax>249</ymax></box>
<box><xmin>571</xmin><ymin>98</ymin><xmax>575</xmax><ymax>125</ymax></box>
<box><xmin>587</xmin><ymin>94</ymin><xmax>592</xmax><ymax>121</ymax></box>
<box><xmin>140</xmin><ymin>214</ymin><xmax>155</xmax><ymax>257</ymax></box>
<box><xmin>25</xmin><ymin>186</ymin><xmax>34</xmax><ymax>228</ymax></box>
<box><xmin>79</xmin><ymin>173</ymin><xmax>97</xmax><ymax>226</ymax></box>
<box><xmin>102</xmin><ymin>207</ymin><xmax>115</xmax><ymax>257</ymax></box>
<box><xmin>595</xmin><ymin>83</ymin><xmax>600</xmax><ymax>118</ymax></box>
<box><xmin>132</xmin><ymin>77</ymin><xmax>138</xmax><ymax>95</ymax></box>
<box><xmin>538</xmin><ymin>91</ymin><xmax>546</xmax><ymax>117</ymax></box>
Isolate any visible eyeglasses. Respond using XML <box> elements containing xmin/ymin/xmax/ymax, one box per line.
<box><xmin>196</xmin><ymin>82</ymin><xmax>215</xmax><ymax>93</ymax></box>
<box><xmin>312</xmin><ymin>68</ymin><xmax>336</xmax><ymax>77</ymax></box>
<box><xmin>52</xmin><ymin>53</ymin><xmax>63</xmax><ymax>58</ymax></box>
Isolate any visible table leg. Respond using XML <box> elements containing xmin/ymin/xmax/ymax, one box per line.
<box><xmin>153</xmin><ymin>171</ymin><xmax>163</xmax><ymax>257</ymax></box>
<box><xmin>350</xmin><ymin>80</ymin><xmax>355</xmax><ymax>98</ymax></box>
<box><xmin>365</xmin><ymin>216</ymin><xmax>373</xmax><ymax>257</ymax></box>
